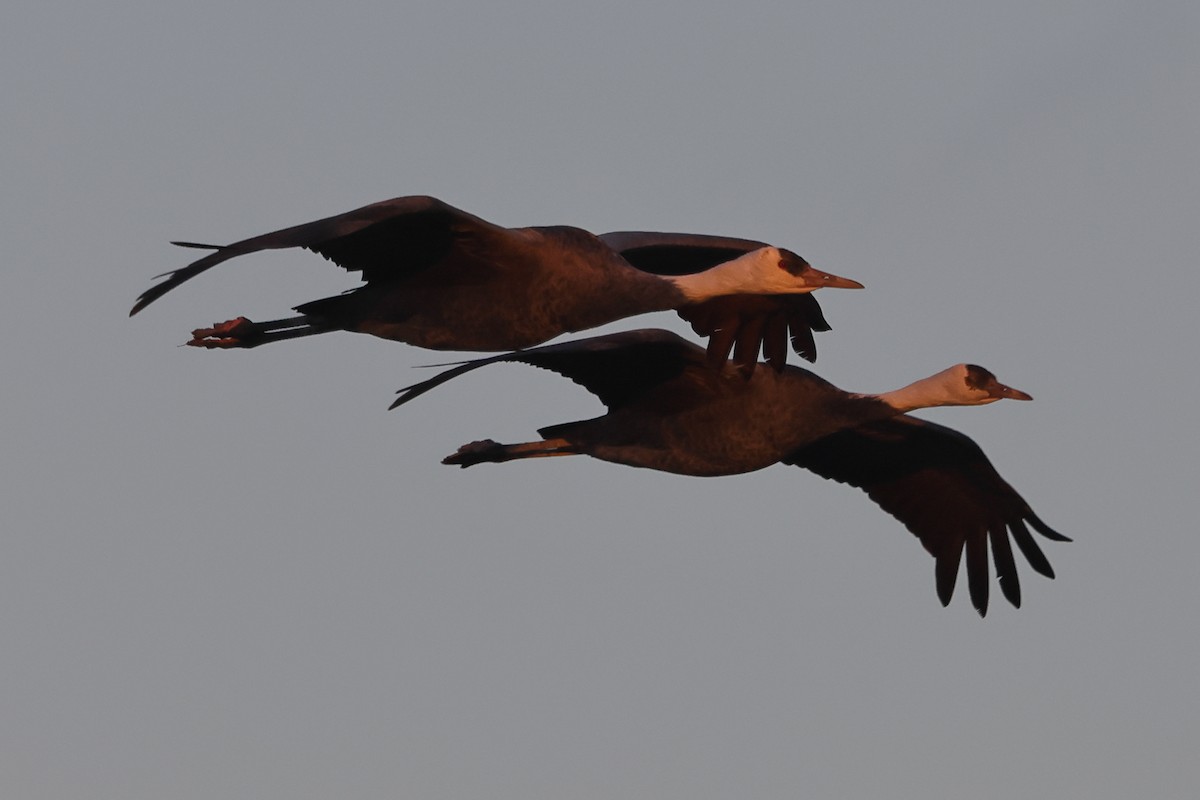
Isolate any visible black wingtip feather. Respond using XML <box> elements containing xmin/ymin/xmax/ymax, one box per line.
<box><xmin>935</xmin><ymin>539</ymin><xmax>964</xmax><ymax>607</ymax></box>
<box><xmin>762</xmin><ymin>315</ymin><xmax>789</xmax><ymax>371</ymax></box>
<box><xmin>966</xmin><ymin>533</ymin><xmax>990</xmax><ymax>616</ymax></box>
<box><xmin>1010</xmin><ymin>519</ymin><xmax>1056</xmax><ymax>580</ymax></box>
<box><xmin>1027</xmin><ymin>512</ymin><xmax>1071</xmax><ymax>542</ymax></box>
<box><xmin>130</xmin><ymin>281</ymin><xmax>171</xmax><ymax>316</ymax></box>
<box><xmin>788</xmin><ymin>318</ymin><xmax>817</xmax><ymax>363</ymax></box>
<box><xmin>390</xmin><ymin>354</ymin><xmax>505</xmax><ymax>410</ymax></box>
<box><xmin>990</xmin><ymin>524</ymin><xmax>1022</xmax><ymax>609</ymax></box>
<box><xmin>704</xmin><ymin>326</ymin><xmax>738</xmax><ymax>369</ymax></box>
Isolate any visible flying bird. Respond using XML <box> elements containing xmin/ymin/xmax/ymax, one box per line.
<box><xmin>390</xmin><ymin>328</ymin><xmax>1068</xmax><ymax>615</ymax></box>
<box><xmin>131</xmin><ymin>195</ymin><xmax>862</xmax><ymax>371</ymax></box>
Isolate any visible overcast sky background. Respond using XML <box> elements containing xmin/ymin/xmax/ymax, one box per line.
<box><xmin>3</xmin><ymin>2</ymin><xmax>1198</xmax><ymax>797</ymax></box>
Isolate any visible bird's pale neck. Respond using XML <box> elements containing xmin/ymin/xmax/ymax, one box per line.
<box><xmin>871</xmin><ymin>366</ymin><xmax>994</xmax><ymax>413</ymax></box>
<box><xmin>871</xmin><ymin>379</ymin><xmax>947</xmax><ymax>414</ymax></box>
<box><xmin>666</xmin><ymin>248</ymin><xmax>809</xmax><ymax>302</ymax></box>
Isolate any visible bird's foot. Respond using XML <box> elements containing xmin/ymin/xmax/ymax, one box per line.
<box><xmin>187</xmin><ymin>317</ymin><xmax>259</xmax><ymax>348</ymax></box>
<box><xmin>442</xmin><ymin>440</ymin><xmax>504</xmax><ymax>468</ymax></box>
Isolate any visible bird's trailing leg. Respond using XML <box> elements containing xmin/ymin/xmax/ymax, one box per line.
<box><xmin>187</xmin><ymin>315</ymin><xmax>323</xmax><ymax>349</ymax></box>
<box><xmin>442</xmin><ymin>438</ymin><xmax>578</xmax><ymax>468</ymax></box>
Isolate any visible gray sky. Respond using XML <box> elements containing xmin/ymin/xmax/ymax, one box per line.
<box><xmin>4</xmin><ymin>1</ymin><xmax>1198</xmax><ymax>797</ymax></box>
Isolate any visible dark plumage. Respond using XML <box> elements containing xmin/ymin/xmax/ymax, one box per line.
<box><xmin>131</xmin><ymin>195</ymin><xmax>861</xmax><ymax>370</ymax></box>
<box><xmin>391</xmin><ymin>328</ymin><xmax>1068</xmax><ymax>615</ymax></box>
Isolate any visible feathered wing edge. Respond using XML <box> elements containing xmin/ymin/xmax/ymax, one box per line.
<box><xmin>390</xmin><ymin>328</ymin><xmax>708</xmax><ymax>411</ymax></box>
<box><xmin>600</xmin><ymin>231</ymin><xmax>833</xmax><ymax>370</ymax></box>
<box><xmin>782</xmin><ymin>415</ymin><xmax>1068</xmax><ymax>616</ymax></box>
<box><xmin>131</xmin><ymin>195</ymin><xmax>500</xmax><ymax>316</ymax></box>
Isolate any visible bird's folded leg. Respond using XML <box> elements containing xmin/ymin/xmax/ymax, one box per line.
<box><xmin>442</xmin><ymin>438</ymin><xmax>577</xmax><ymax>468</ymax></box>
<box><xmin>188</xmin><ymin>317</ymin><xmax>260</xmax><ymax>348</ymax></box>
<box><xmin>187</xmin><ymin>315</ymin><xmax>314</xmax><ymax>349</ymax></box>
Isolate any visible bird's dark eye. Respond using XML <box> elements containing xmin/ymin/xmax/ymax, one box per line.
<box><xmin>778</xmin><ymin>251</ymin><xmax>812</xmax><ymax>276</ymax></box>
<box><xmin>964</xmin><ymin>364</ymin><xmax>996</xmax><ymax>390</ymax></box>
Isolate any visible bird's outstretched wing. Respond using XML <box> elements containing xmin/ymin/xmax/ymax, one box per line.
<box><xmin>782</xmin><ymin>415</ymin><xmax>1069</xmax><ymax>616</ymax></box>
<box><xmin>131</xmin><ymin>196</ymin><xmax>512</xmax><ymax>315</ymax></box>
<box><xmin>600</xmin><ymin>231</ymin><xmax>832</xmax><ymax>370</ymax></box>
<box><xmin>391</xmin><ymin>329</ymin><xmax>712</xmax><ymax>412</ymax></box>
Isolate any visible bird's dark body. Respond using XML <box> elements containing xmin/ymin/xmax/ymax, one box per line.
<box><xmin>132</xmin><ymin>195</ymin><xmax>851</xmax><ymax>368</ymax></box>
<box><xmin>547</xmin><ymin>366</ymin><xmax>884</xmax><ymax>476</ymax></box>
<box><xmin>392</xmin><ymin>328</ymin><xmax>1067</xmax><ymax>615</ymax></box>
<box><xmin>298</xmin><ymin>226</ymin><xmax>684</xmax><ymax>351</ymax></box>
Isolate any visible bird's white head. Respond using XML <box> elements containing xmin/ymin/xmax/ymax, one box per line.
<box><xmin>671</xmin><ymin>246</ymin><xmax>864</xmax><ymax>302</ymax></box>
<box><xmin>736</xmin><ymin>247</ymin><xmax>864</xmax><ymax>294</ymax></box>
<box><xmin>880</xmin><ymin>363</ymin><xmax>1033</xmax><ymax>412</ymax></box>
<box><xmin>944</xmin><ymin>363</ymin><xmax>1034</xmax><ymax>405</ymax></box>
